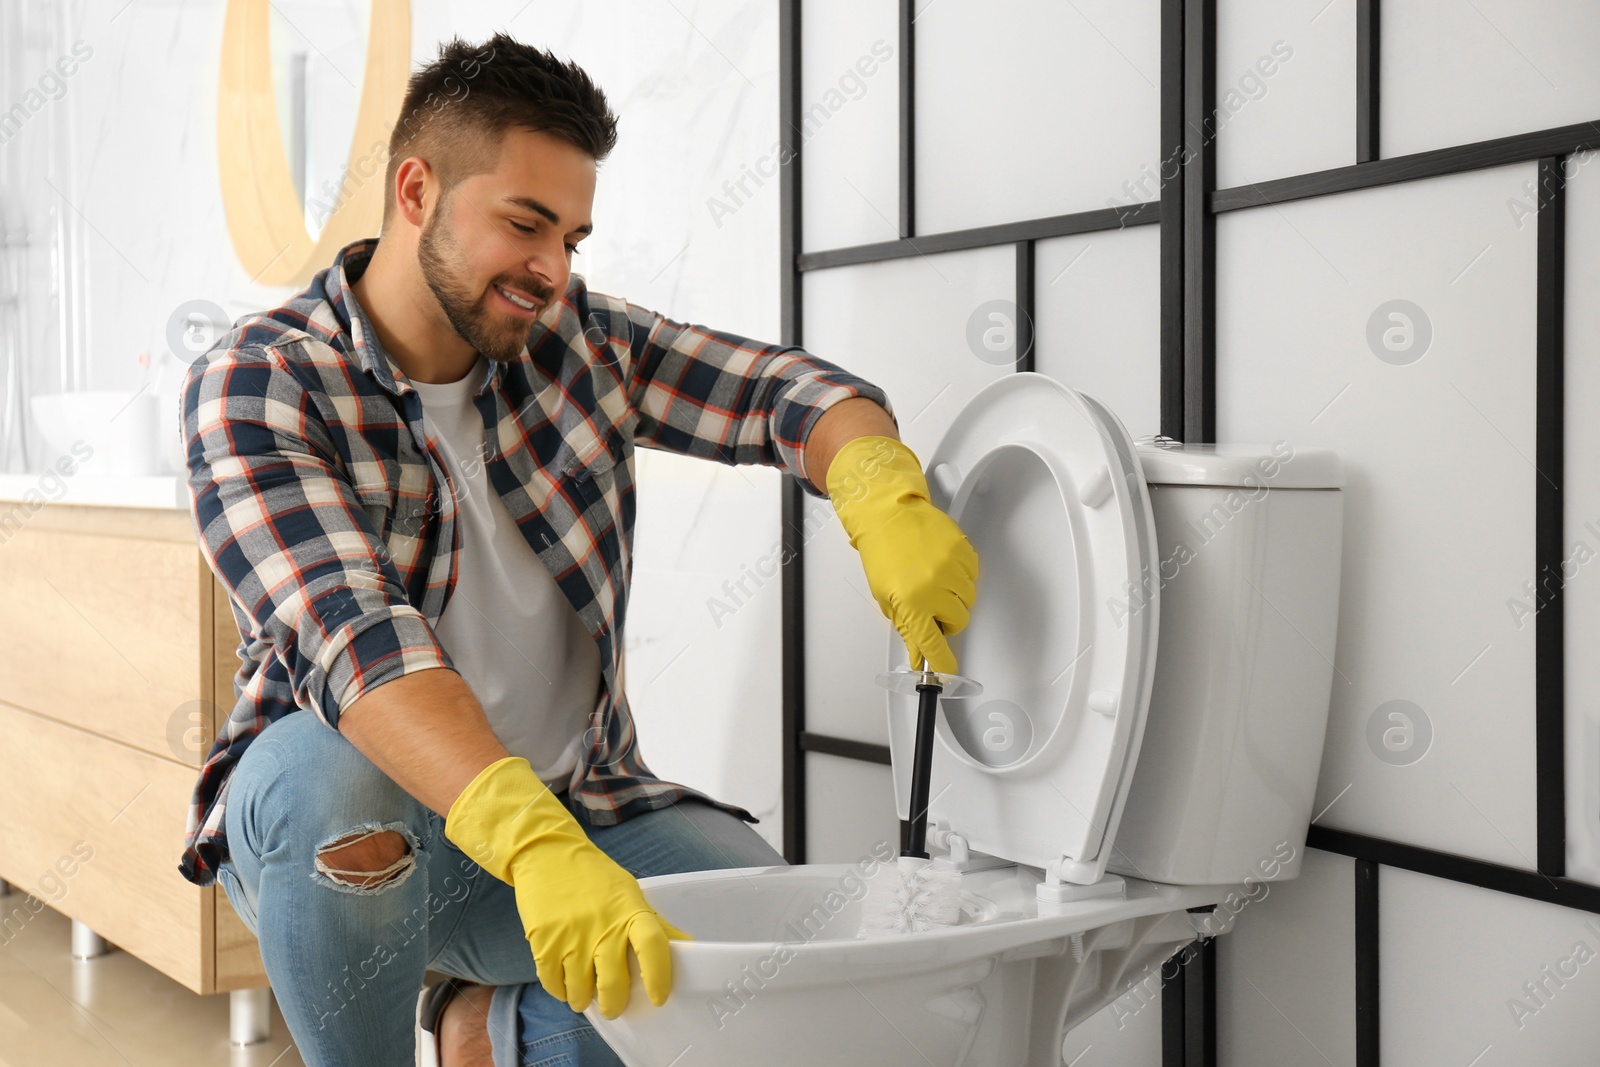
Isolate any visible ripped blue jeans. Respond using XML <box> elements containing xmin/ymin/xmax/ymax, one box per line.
<box><xmin>216</xmin><ymin>709</ymin><xmax>785</xmax><ymax>1066</ymax></box>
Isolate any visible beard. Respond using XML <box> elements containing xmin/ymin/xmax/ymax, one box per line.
<box><xmin>416</xmin><ymin>205</ymin><xmax>555</xmax><ymax>365</ymax></box>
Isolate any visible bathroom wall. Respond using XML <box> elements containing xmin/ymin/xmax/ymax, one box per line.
<box><xmin>0</xmin><ymin>0</ymin><xmax>795</xmax><ymax>846</ymax></box>
<box><xmin>792</xmin><ymin>0</ymin><xmax>1600</xmax><ymax>1063</ymax></box>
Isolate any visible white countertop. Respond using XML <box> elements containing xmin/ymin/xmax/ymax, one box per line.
<box><xmin>0</xmin><ymin>472</ymin><xmax>187</xmax><ymax>510</ymax></box>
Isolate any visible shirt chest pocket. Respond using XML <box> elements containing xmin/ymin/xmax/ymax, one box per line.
<box><xmin>352</xmin><ymin>481</ymin><xmax>395</xmax><ymax>541</ymax></box>
<box><xmin>352</xmin><ymin>464</ymin><xmax>432</xmax><ymax>543</ymax></box>
<box><xmin>559</xmin><ymin>431</ymin><xmax>626</xmax><ymax>514</ymax></box>
<box><xmin>556</xmin><ymin>422</ymin><xmax>617</xmax><ymax>479</ymax></box>
<box><xmin>563</xmin><ymin>435</ymin><xmax>617</xmax><ymax>481</ymax></box>
<box><xmin>540</xmin><ymin>377</ymin><xmax>635</xmax><ymax>497</ymax></box>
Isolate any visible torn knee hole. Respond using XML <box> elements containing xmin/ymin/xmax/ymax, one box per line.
<box><xmin>315</xmin><ymin>828</ymin><xmax>414</xmax><ymax>889</ymax></box>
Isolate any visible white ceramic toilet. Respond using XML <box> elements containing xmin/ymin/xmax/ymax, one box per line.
<box><xmin>585</xmin><ymin>372</ymin><xmax>1345</xmax><ymax>1066</ymax></box>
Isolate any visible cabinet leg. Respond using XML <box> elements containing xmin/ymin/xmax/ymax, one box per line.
<box><xmin>69</xmin><ymin>919</ymin><xmax>108</xmax><ymax>959</ymax></box>
<box><xmin>0</xmin><ymin>879</ymin><xmax>11</xmax><ymax>896</ymax></box>
<box><xmin>230</xmin><ymin>987</ymin><xmax>273</xmax><ymax>1046</ymax></box>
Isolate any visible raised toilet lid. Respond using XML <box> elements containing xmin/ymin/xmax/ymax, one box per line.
<box><xmin>885</xmin><ymin>372</ymin><xmax>1161</xmax><ymax>886</ymax></box>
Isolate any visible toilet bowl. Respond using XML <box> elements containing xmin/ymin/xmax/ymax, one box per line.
<box><xmin>586</xmin><ymin>373</ymin><xmax>1345</xmax><ymax>1066</ymax></box>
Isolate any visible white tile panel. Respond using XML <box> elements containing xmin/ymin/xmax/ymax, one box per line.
<box><xmin>800</xmin><ymin>248</ymin><xmax>1016</xmax><ymax>744</ymax></box>
<box><xmin>801</xmin><ymin>511</ymin><xmax>896</xmax><ymax>747</ymax></box>
<box><xmin>803</xmin><ymin>751</ymin><xmax>902</xmax><ymax>865</ymax></box>
<box><xmin>800</xmin><ymin>0</ymin><xmax>901</xmax><ymax>251</ymax></box>
<box><xmin>914</xmin><ymin>0</ymin><xmax>1162</xmax><ymax>234</ymax></box>
<box><xmin>1215</xmin><ymin>0</ymin><xmax>1356</xmax><ymax>188</ymax></box>
<box><xmin>1562</xmin><ymin>149</ymin><xmax>1600</xmax><ymax>888</ymax></box>
<box><xmin>1216</xmin><ymin>164</ymin><xmax>1540</xmax><ymax>869</ymax></box>
<box><xmin>1217</xmin><ymin>849</ymin><xmax>1357</xmax><ymax>1067</ymax></box>
<box><xmin>1033</xmin><ymin>225</ymin><xmax>1163</xmax><ymax>439</ymax></box>
<box><xmin>1382</xmin><ymin>0</ymin><xmax>1600</xmax><ymax>159</ymax></box>
<box><xmin>1381</xmin><ymin>867</ymin><xmax>1600</xmax><ymax>1064</ymax></box>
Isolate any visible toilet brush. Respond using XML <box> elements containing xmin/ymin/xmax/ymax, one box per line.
<box><xmin>857</xmin><ymin>657</ymin><xmax>976</xmax><ymax>936</ymax></box>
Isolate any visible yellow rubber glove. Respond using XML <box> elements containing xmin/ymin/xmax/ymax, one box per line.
<box><xmin>826</xmin><ymin>435</ymin><xmax>979</xmax><ymax>674</ymax></box>
<box><xmin>443</xmin><ymin>756</ymin><xmax>692</xmax><ymax>1018</ymax></box>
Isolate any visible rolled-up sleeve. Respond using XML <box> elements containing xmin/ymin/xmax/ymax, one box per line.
<box><xmin>181</xmin><ymin>344</ymin><xmax>454</xmax><ymax>729</ymax></box>
<box><xmin>616</xmin><ymin>300</ymin><xmax>896</xmax><ymax>497</ymax></box>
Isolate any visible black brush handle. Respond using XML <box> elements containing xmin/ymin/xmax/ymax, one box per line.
<box><xmin>905</xmin><ymin>677</ymin><xmax>941</xmax><ymax>859</ymax></box>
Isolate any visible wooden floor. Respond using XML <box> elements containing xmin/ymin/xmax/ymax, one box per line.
<box><xmin>0</xmin><ymin>896</ymin><xmax>305</xmax><ymax>1066</ymax></box>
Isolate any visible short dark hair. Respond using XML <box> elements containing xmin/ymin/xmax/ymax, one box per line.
<box><xmin>382</xmin><ymin>33</ymin><xmax>618</xmax><ymax>223</ymax></box>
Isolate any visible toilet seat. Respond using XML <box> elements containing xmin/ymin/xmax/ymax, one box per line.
<box><xmin>888</xmin><ymin>373</ymin><xmax>1161</xmax><ymax>888</ymax></box>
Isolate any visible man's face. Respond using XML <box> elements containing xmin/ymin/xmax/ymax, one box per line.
<box><xmin>416</xmin><ymin>127</ymin><xmax>597</xmax><ymax>364</ymax></box>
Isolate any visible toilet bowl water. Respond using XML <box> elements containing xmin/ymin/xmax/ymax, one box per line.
<box><xmin>585</xmin><ymin>374</ymin><xmax>1345</xmax><ymax>1066</ymax></box>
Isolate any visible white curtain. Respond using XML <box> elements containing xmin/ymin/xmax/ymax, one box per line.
<box><xmin>0</xmin><ymin>0</ymin><xmax>91</xmax><ymax>472</ymax></box>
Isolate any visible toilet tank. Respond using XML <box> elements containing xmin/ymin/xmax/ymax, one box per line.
<box><xmin>1105</xmin><ymin>438</ymin><xmax>1345</xmax><ymax>887</ymax></box>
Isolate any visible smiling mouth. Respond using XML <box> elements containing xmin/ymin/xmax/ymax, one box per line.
<box><xmin>494</xmin><ymin>284</ymin><xmax>543</xmax><ymax>314</ymax></box>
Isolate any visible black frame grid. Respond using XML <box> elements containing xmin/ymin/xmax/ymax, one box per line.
<box><xmin>776</xmin><ymin>1</ymin><xmax>1591</xmax><ymax>1064</ymax></box>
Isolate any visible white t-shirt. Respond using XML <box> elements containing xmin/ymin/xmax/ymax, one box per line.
<box><xmin>409</xmin><ymin>356</ymin><xmax>601</xmax><ymax>789</ymax></box>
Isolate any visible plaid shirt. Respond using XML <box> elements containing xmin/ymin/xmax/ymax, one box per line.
<box><xmin>177</xmin><ymin>237</ymin><xmax>893</xmax><ymax>888</ymax></box>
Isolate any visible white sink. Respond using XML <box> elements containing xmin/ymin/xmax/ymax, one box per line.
<box><xmin>30</xmin><ymin>389</ymin><xmax>168</xmax><ymax>478</ymax></box>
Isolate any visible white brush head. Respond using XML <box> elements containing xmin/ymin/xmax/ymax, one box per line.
<box><xmin>856</xmin><ymin>855</ymin><xmax>964</xmax><ymax>937</ymax></box>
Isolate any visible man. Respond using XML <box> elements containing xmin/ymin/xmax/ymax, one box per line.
<box><xmin>179</xmin><ymin>32</ymin><xmax>977</xmax><ymax>1066</ymax></box>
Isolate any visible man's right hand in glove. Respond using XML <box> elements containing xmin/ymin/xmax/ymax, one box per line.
<box><xmin>443</xmin><ymin>754</ymin><xmax>692</xmax><ymax>1018</ymax></box>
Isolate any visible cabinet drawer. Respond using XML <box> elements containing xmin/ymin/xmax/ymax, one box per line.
<box><xmin>0</xmin><ymin>506</ymin><xmax>218</xmax><ymax>765</ymax></box>
<box><xmin>0</xmin><ymin>700</ymin><xmax>267</xmax><ymax>992</ymax></box>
